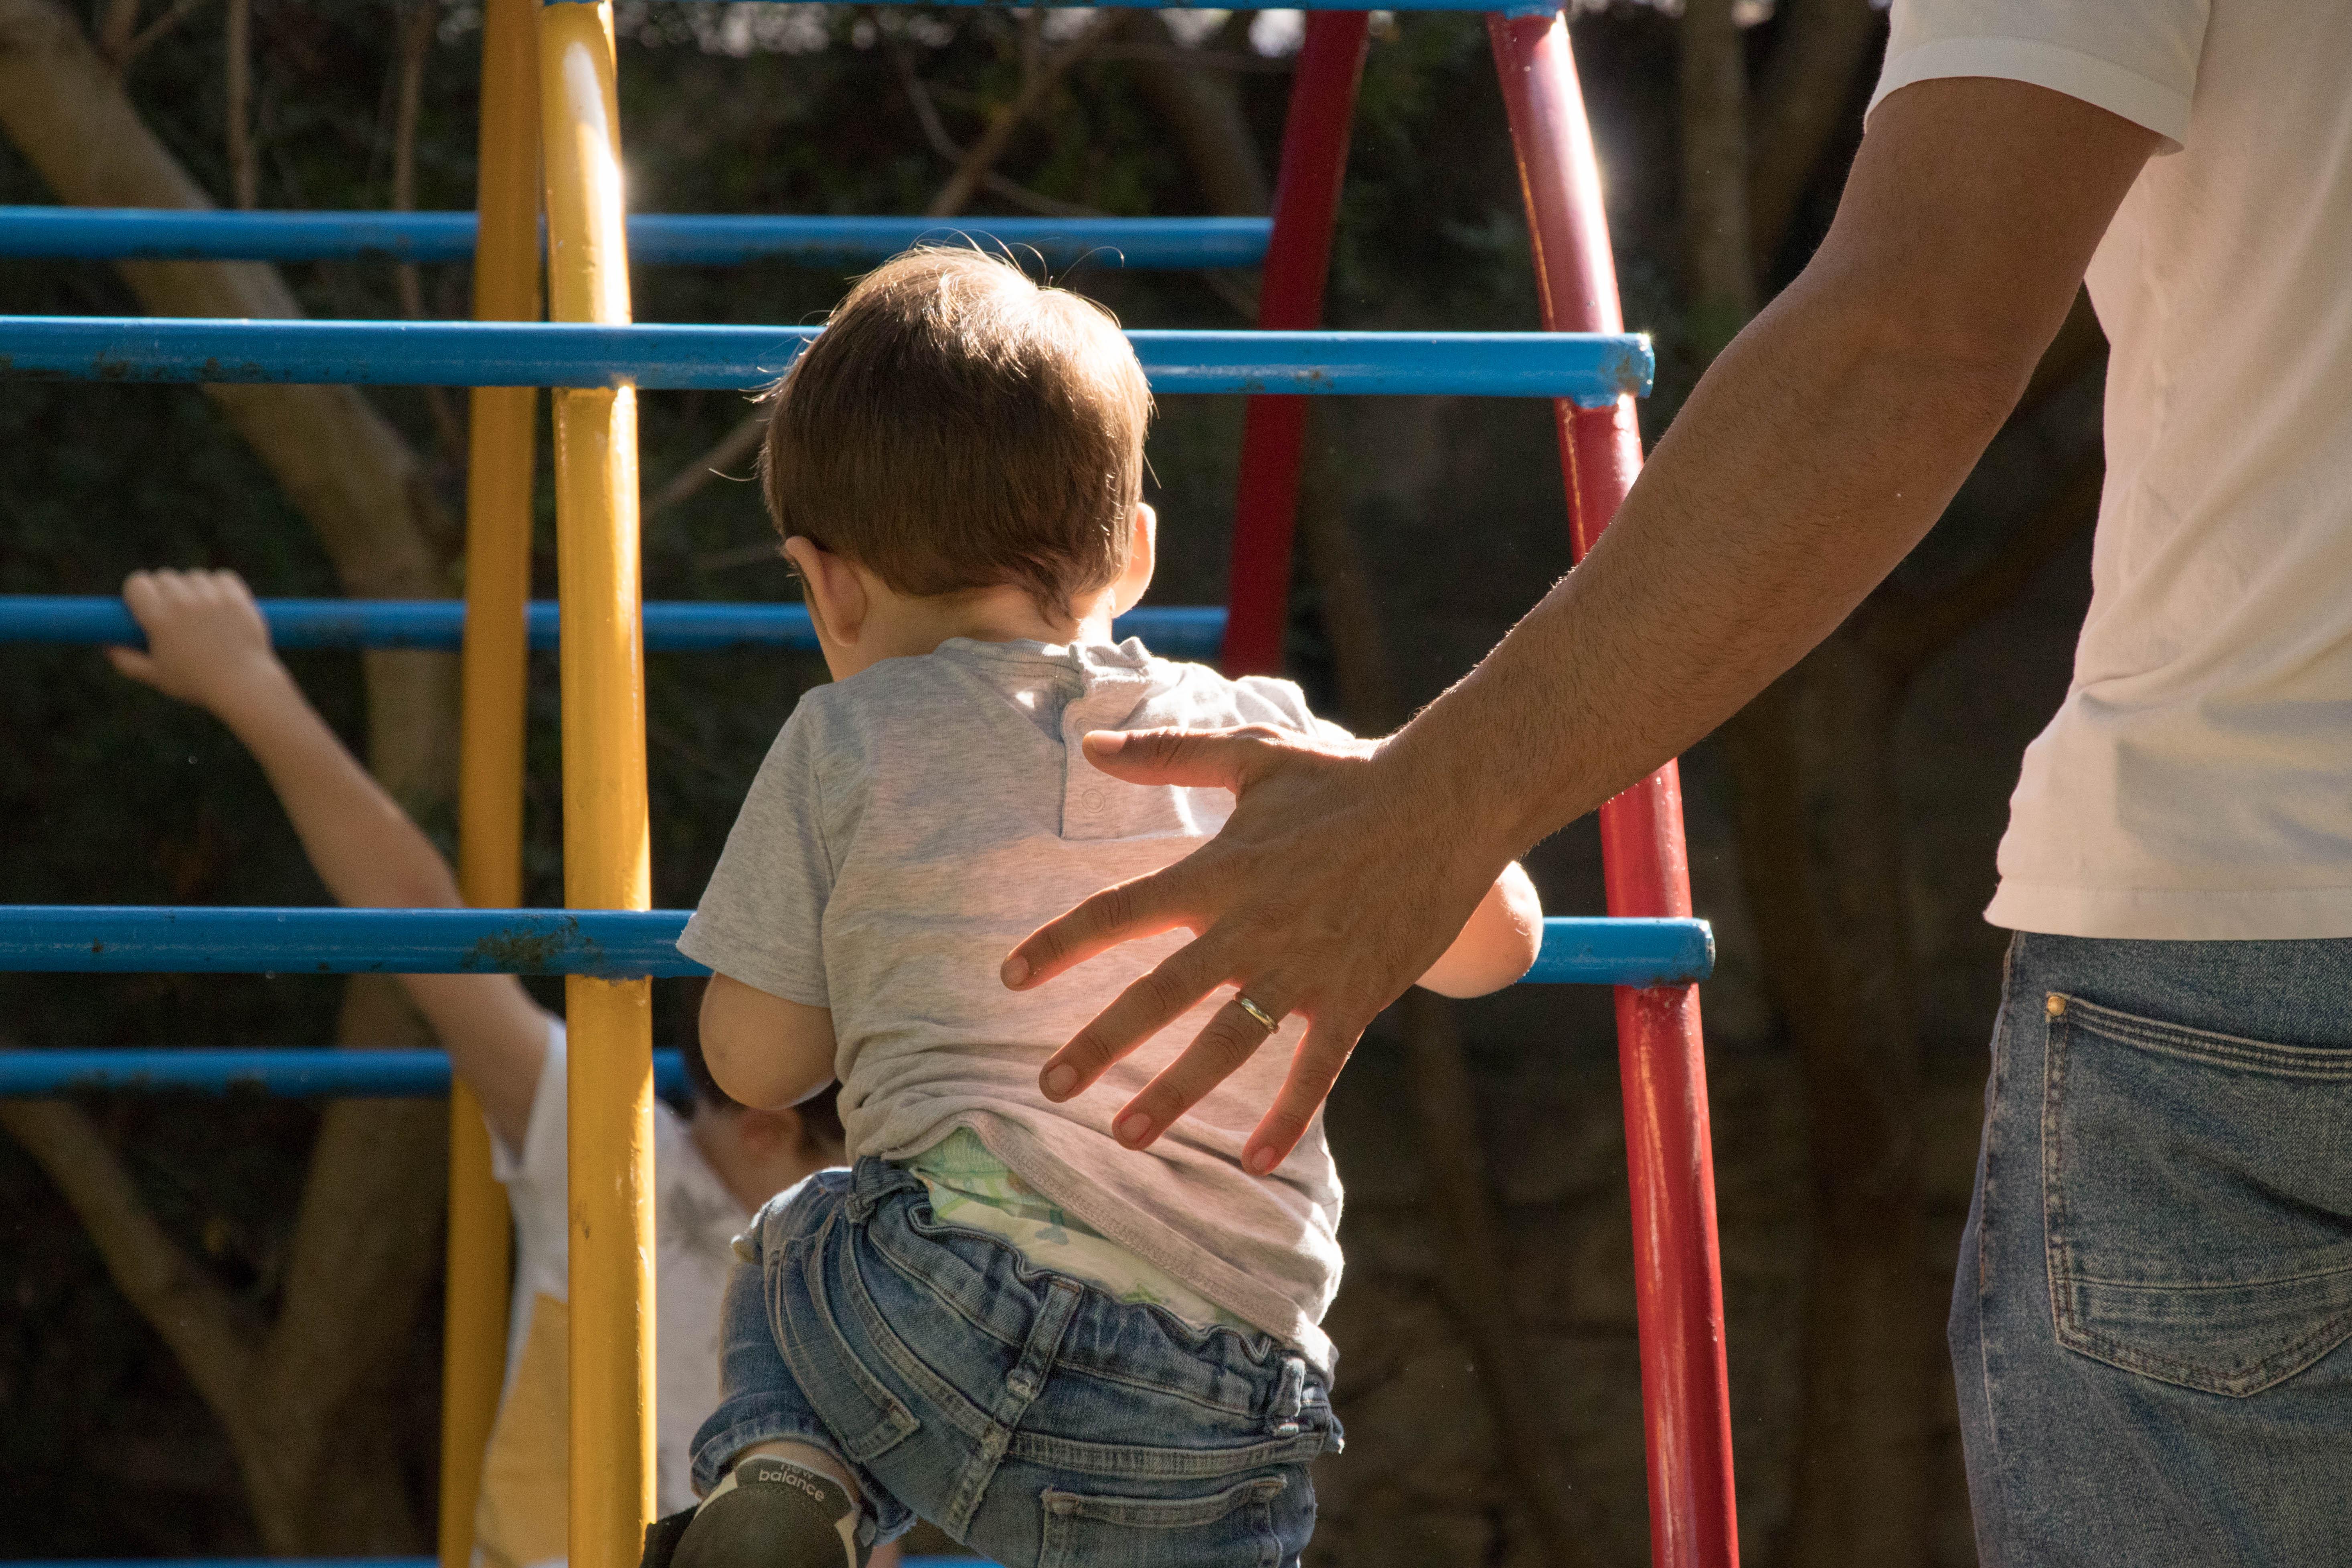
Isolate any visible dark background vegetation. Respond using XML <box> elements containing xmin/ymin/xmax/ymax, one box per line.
<box><xmin>0</xmin><ymin>2</ymin><xmax>2107</xmax><ymax>1564</ymax></box>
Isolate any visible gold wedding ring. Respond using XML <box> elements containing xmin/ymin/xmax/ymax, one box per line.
<box><xmin>1234</xmin><ymin>992</ymin><xmax>1279</xmax><ymax>1031</ymax></box>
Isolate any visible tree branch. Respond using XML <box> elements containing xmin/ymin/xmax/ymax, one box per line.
<box><xmin>391</xmin><ymin>0</ymin><xmax>433</xmax><ymax>320</ymax></box>
<box><xmin>391</xmin><ymin>0</ymin><xmax>466</xmax><ymax>460</ymax></box>
<box><xmin>1686</xmin><ymin>8</ymin><xmax>1945</xmax><ymax>1559</ymax></box>
<box><xmin>1293</xmin><ymin>419</ymin><xmax>1597</xmax><ymax>1568</ymax></box>
<box><xmin>1866</xmin><ymin>448</ymin><xmax>2103</xmax><ymax>682</ymax></box>
<box><xmin>1681</xmin><ymin>0</ymin><xmax>1757</xmax><ymax>353</ymax></box>
<box><xmin>1858</xmin><ymin>297</ymin><xmax>2105</xmax><ymax>680</ymax></box>
<box><xmin>1293</xmin><ymin>431</ymin><xmax>1395</xmax><ymax>734</ymax></box>
<box><xmin>0</xmin><ymin>1095</ymin><xmax>261</xmax><ymax>1425</ymax></box>
<box><xmin>224</xmin><ymin>0</ymin><xmax>255</xmax><ymax>207</ymax></box>
<box><xmin>887</xmin><ymin>36</ymin><xmax>1105</xmax><ymax>219</ymax></box>
<box><xmin>1121</xmin><ymin>24</ymin><xmax>1270</xmax><ymax>217</ymax></box>
<box><xmin>663</xmin><ymin>14</ymin><xmax>1163</xmax><ymax>525</ymax></box>
<box><xmin>1745</xmin><ymin>0</ymin><xmax>1881</xmax><ymax>270</ymax></box>
<box><xmin>1093</xmin><ymin>44</ymin><xmax>1294</xmax><ymax>74</ymax></box>
<box><xmin>112</xmin><ymin>0</ymin><xmax>211</xmax><ymax>69</ymax></box>
<box><xmin>1401</xmin><ymin>995</ymin><xmax>1603</xmax><ymax>1568</ymax></box>
<box><xmin>922</xmin><ymin>10</ymin><xmax>1125</xmax><ymax>218</ymax></box>
<box><xmin>1121</xmin><ymin>27</ymin><xmax>1267</xmax><ymax>318</ymax></box>
<box><xmin>0</xmin><ymin>0</ymin><xmax>461</xmax><ymax>794</ymax></box>
<box><xmin>2019</xmin><ymin>287</ymin><xmax>2103</xmax><ymax>413</ymax></box>
<box><xmin>0</xmin><ymin>4</ymin><xmax>459</xmax><ymax>1547</ymax></box>
<box><xmin>646</xmin><ymin>405</ymin><xmax>768</xmax><ymax>521</ymax></box>
<box><xmin>262</xmin><ymin>1094</ymin><xmax>450</xmax><ymax>1480</ymax></box>
<box><xmin>96</xmin><ymin>0</ymin><xmax>140</xmax><ymax>61</ymax></box>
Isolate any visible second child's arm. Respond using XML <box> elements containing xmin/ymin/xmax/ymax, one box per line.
<box><xmin>109</xmin><ymin>570</ymin><xmax>551</xmax><ymax>1149</ymax></box>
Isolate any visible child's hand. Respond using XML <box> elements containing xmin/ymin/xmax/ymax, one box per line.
<box><xmin>107</xmin><ymin>569</ymin><xmax>283</xmax><ymax>713</ymax></box>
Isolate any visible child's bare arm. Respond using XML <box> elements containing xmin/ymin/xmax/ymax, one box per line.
<box><xmin>1415</xmin><ymin>862</ymin><xmax>1542</xmax><ymax>998</ymax></box>
<box><xmin>109</xmin><ymin>569</ymin><xmax>550</xmax><ymax>1149</ymax></box>
<box><xmin>698</xmin><ymin>973</ymin><xmax>839</xmax><ymax>1110</ymax></box>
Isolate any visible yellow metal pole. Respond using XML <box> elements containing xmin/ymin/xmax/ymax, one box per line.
<box><xmin>441</xmin><ymin>3</ymin><xmax>542</xmax><ymax>1565</ymax></box>
<box><xmin>539</xmin><ymin>9</ymin><xmax>656</xmax><ymax>1568</ymax></box>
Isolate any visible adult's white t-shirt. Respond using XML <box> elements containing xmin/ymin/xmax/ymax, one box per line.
<box><xmin>471</xmin><ymin>1020</ymin><xmax>751</xmax><ymax>1568</ymax></box>
<box><xmin>1872</xmin><ymin>1</ymin><xmax>2352</xmax><ymax>938</ymax></box>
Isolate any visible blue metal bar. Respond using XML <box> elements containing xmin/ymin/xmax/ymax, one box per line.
<box><xmin>0</xmin><ymin>1560</ymin><xmax>984</xmax><ymax>1568</ymax></box>
<box><xmin>0</xmin><ymin>909</ymin><xmax>704</xmax><ymax>978</ymax></box>
<box><xmin>0</xmin><ymin>318</ymin><xmax>1653</xmax><ymax>405</ymax></box>
<box><xmin>0</xmin><ymin>1048</ymin><xmax>690</xmax><ymax>1099</ymax></box>
<box><xmin>0</xmin><ymin>908</ymin><xmax>1710</xmax><ymax>985</ymax></box>
<box><xmin>1525</xmin><ymin>915</ymin><xmax>1714</xmax><ymax>987</ymax></box>
<box><xmin>0</xmin><ymin>208</ymin><xmax>1271</xmax><ymax>269</ymax></box>
<box><xmin>0</xmin><ymin>597</ymin><xmax>1227</xmax><ymax>660</ymax></box>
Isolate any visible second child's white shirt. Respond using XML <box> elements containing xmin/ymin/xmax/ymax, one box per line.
<box><xmin>472</xmin><ymin>1022</ymin><xmax>750</xmax><ymax>1568</ymax></box>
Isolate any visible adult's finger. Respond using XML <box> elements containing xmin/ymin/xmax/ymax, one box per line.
<box><xmin>1002</xmin><ymin>863</ymin><xmax>1196</xmax><ymax>991</ymax></box>
<box><xmin>1035</xmin><ymin>933</ymin><xmax>1232</xmax><ymax>1103</ymax></box>
<box><xmin>1241</xmin><ymin>1015</ymin><xmax>1366</xmax><ymax>1176</ymax></box>
<box><xmin>1110</xmin><ymin>981</ymin><xmax>1295</xmax><ymax>1151</ymax></box>
<box><xmin>1079</xmin><ymin>725</ymin><xmax>1293</xmax><ymax>792</ymax></box>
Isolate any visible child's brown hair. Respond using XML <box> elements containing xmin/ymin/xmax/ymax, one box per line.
<box><xmin>760</xmin><ymin>247</ymin><xmax>1153</xmax><ymax>618</ymax></box>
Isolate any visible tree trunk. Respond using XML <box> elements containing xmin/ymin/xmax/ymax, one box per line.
<box><xmin>1746</xmin><ymin>0</ymin><xmax>1882</xmax><ymax>272</ymax></box>
<box><xmin>0</xmin><ymin>0</ymin><xmax>462</xmax><ymax>807</ymax></box>
<box><xmin>1295</xmin><ymin>418</ymin><xmax>1597</xmax><ymax>1568</ymax></box>
<box><xmin>1123</xmin><ymin>27</ymin><xmax>1270</xmax><ymax>219</ymax></box>
<box><xmin>1719</xmin><ymin>641</ymin><xmax>1934</xmax><ymax>1568</ymax></box>
<box><xmin>1679</xmin><ymin>0</ymin><xmax>1756</xmax><ymax>352</ymax></box>
<box><xmin>0</xmin><ymin>0</ymin><xmax>464</xmax><ymax>1550</ymax></box>
<box><xmin>1676</xmin><ymin>5</ymin><xmax>1939</xmax><ymax>1560</ymax></box>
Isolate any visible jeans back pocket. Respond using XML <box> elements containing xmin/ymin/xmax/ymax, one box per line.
<box><xmin>2042</xmin><ymin>992</ymin><xmax>2352</xmax><ymax>1396</ymax></box>
<box><xmin>1039</xmin><ymin>1473</ymin><xmax>1288</xmax><ymax>1568</ymax></box>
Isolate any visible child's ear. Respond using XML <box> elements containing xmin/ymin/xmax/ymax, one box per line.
<box><xmin>1109</xmin><ymin>502</ymin><xmax>1158</xmax><ymax>617</ymax></box>
<box><xmin>781</xmin><ymin>536</ymin><xmax>868</xmax><ymax>652</ymax></box>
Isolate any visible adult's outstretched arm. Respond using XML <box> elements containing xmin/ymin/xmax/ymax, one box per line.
<box><xmin>1007</xmin><ymin>76</ymin><xmax>2160</xmax><ymax>1175</ymax></box>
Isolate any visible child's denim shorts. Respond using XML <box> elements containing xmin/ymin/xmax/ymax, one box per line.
<box><xmin>690</xmin><ymin>1157</ymin><xmax>1342</xmax><ymax>1568</ymax></box>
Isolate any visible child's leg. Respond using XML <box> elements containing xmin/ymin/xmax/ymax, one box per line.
<box><xmin>668</xmin><ymin>1179</ymin><xmax>905</xmax><ymax>1568</ymax></box>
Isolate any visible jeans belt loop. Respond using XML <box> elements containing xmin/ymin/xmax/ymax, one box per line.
<box><xmin>1272</xmin><ymin>1354</ymin><xmax>1308</xmax><ymax>1435</ymax></box>
<box><xmin>1004</xmin><ymin>1277</ymin><xmax>1082</xmax><ymax>1411</ymax></box>
<box><xmin>845</xmin><ymin>1156</ymin><xmax>891</xmax><ymax>1223</ymax></box>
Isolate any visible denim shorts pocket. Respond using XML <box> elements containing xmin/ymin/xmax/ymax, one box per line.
<box><xmin>2041</xmin><ymin>992</ymin><xmax>2352</xmax><ymax>1396</ymax></box>
<box><xmin>1039</xmin><ymin>1473</ymin><xmax>1287</xmax><ymax>1568</ymax></box>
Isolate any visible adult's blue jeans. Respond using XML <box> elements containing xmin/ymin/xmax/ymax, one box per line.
<box><xmin>1955</xmin><ymin>933</ymin><xmax>2352</xmax><ymax>1566</ymax></box>
<box><xmin>692</xmin><ymin>1158</ymin><xmax>1340</xmax><ymax>1568</ymax></box>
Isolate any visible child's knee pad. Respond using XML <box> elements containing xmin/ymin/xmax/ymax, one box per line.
<box><xmin>661</xmin><ymin>1457</ymin><xmax>868</xmax><ymax>1568</ymax></box>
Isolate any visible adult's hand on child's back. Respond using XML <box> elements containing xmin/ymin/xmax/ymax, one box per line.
<box><xmin>1005</xmin><ymin>723</ymin><xmax>1512</xmax><ymax>1176</ymax></box>
<box><xmin>107</xmin><ymin>569</ymin><xmax>280</xmax><ymax>712</ymax></box>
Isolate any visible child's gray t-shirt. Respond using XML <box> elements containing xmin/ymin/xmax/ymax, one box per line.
<box><xmin>678</xmin><ymin>635</ymin><xmax>1346</xmax><ymax>1372</ymax></box>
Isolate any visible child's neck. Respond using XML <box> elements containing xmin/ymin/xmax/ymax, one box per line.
<box><xmin>838</xmin><ymin>582</ymin><xmax>1117</xmax><ymax>676</ymax></box>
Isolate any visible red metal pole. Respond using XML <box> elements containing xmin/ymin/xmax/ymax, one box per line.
<box><xmin>1488</xmin><ymin>14</ymin><xmax>1741</xmax><ymax>1568</ymax></box>
<box><xmin>1218</xmin><ymin>12</ymin><xmax>1370</xmax><ymax>678</ymax></box>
